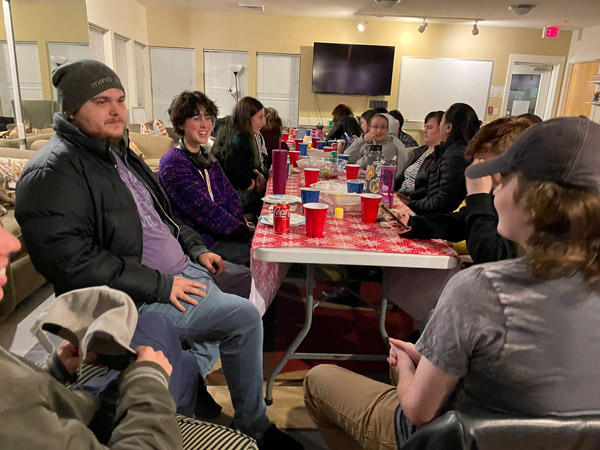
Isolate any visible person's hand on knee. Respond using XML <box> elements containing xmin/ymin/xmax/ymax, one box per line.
<box><xmin>170</xmin><ymin>276</ymin><xmax>207</xmax><ymax>311</ymax></box>
<box><xmin>198</xmin><ymin>252</ymin><xmax>226</xmax><ymax>275</ymax></box>
<box><xmin>135</xmin><ymin>345</ymin><xmax>172</xmax><ymax>376</ymax></box>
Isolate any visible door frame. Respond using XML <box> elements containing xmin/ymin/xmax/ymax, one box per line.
<box><xmin>502</xmin><ymin>54</ymin><xmax>565</xmax><ymax>120</ymax></box>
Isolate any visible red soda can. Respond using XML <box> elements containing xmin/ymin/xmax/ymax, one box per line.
<box><xmin>273</xmin><ymin>203</ymin><xmax>290</xmax><ymax>234</ymax></box>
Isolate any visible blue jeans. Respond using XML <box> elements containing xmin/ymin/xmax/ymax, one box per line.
<box><xmin>138</xmin><ymin>261</ymin><xmax>270</xmax><ymax>437</ymax></box>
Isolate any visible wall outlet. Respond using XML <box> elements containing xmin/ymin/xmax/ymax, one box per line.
<box><xmin>493</xmin><ymin>108</ymin><xmax>499</xmax><ymax>115</ymax></box>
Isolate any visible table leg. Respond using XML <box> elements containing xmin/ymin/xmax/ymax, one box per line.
<box><xmin>378</xmin><ymin>267</ymin><xmax>390</xmax><ymax>348</ymax></box>
<box><xmin>265</xmin><ymin>263</ymin><xmax>316</xmax><ymax>405</ymax></box>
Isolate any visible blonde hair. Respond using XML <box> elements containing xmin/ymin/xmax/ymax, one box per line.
<box><xmin>515</xmin><ymin>175</ymin><xmax>600</xmax><ymax>289</ymax></box>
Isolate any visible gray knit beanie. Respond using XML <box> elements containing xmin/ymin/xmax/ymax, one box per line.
<box><xmin>52</xmin><ymin>59</ymin><xmax>125</xmax><ymax>117</ymax></box>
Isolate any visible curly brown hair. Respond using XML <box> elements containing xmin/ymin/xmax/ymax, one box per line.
<box><xmin>465</xmin><ymin>116</ymin><xmax>535</xmax><ymax>159</ymax></box>
<box><xmin>168</xmin><ymin>90</ymin><xmax>219</xmax><ymax>137</ymax></box>
<box><xmin>515</xmin><ymin>175</ymin><xmax>600</xmax><ymax>289</ymax></box>
<box><xmin>264</xmin><ymin>107</ymin><xmax>283</xmax><ymax>133</ymax></box>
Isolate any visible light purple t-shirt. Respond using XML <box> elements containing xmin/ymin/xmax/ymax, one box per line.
<box><xmin>112</xmin><ymin>149</ymin><xmax>189</xmax><ymax>275</ymax></box>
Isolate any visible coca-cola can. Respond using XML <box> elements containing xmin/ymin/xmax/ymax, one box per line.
<box><xmin>273</xmin><ymin>203</ymin><xmax>290</xmax><ymax>234</ymax></box>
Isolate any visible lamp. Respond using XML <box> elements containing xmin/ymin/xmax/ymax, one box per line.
<box><xmin>472</xmin><ymin>21</ymin><xmax>480</xmax><ymax>36</ymax></box>
<box><xmin>508</xmin><ymin>4</ymin><xmax>536</xmax><ymax>16</ymax></box>
<box><xmin>229</xmin><ymin>64</ymin><xmax>243</xmax><ymax>102</ymax></box>
<box><xmin>418</xmin><ymin>18</ymin><xmax>428</xmax><ymax>33</ymax></box>
<box><xmin>358</xmin><ymin>17</ymin><xmax>368</xmax><ymax>32</ymax></box>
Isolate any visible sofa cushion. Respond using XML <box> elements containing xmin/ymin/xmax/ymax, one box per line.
<box><xmin>128</xmin><ymin>131</ymin><xmax>173</xmax><ymax>160</ymax></box>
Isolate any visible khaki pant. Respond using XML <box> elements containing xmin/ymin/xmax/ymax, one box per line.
<box><xmin>303</xmin><ymin>365</ymin><xmax>399</xmax><ymax>450</ymax></box>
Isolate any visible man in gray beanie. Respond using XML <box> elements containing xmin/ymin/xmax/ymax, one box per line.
<box><xmin>15</xmin><ymin>59</ymin><xmax>302</xmax><ymax>450</ymax></box>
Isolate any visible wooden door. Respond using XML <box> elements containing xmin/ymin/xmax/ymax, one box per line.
<box><xmin>563</xmin><ymin>61</ymin><xmax>600</xmax><ymax>117</ymax></box>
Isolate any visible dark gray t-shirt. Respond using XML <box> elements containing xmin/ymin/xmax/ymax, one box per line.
<box><xmin>416</xmin><ymin>257</ymin><xmax>600</xmax><ymax>417</ymax></box>
<box><xmin>112</xmin><ymin>149</ymin><xmax>189</xmax><ymax>275</ymax></box>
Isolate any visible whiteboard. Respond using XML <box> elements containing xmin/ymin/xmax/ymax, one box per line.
<box><xmin>397</xmin><ymin>57</ymin><xmax>493</xmax><ymax>122</ymax></box>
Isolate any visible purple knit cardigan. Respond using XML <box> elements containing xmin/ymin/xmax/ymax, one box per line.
<box><xmin>158</xmin><ymin>146</ymin><xmax>245</xmax><ymax>249</ymax></box>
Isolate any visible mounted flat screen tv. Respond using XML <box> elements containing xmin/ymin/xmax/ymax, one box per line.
<box><xmin>312</xmin><ymin>42</ymin><xmax>395</xmax><ymax>96</ymax></box>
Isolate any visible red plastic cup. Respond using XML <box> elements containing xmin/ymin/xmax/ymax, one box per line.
<box><xmin>360</xmin><ymin>193</ymin><xmax>382</xmax><ymax>224</ymax></box>
<box><xmin>311</xmin><ymin>137</ymin><xmax>319</xmax><ymax>148</ymax></box>
<box><xmin>323</xmin><ymin>146</ymin><xmax>333</xmax><ymax>152</ymax></box>
<box><xmin>289</xmin><ymin>150</ymin><xmax>301</xmax><ymax>167</ymax></box>
<box><xmin>304</xmin><ymin>203</ymin><xmax>328</xmax><ymax>238</ymax></box>
<box><xmin>346</xmin><ymin>164</ymin><xmax>360</xmax><ymax>180</ymax></box>
<box><xmin>331</xmin><ymin>142</ymin><xmax>338</xmax><ymax>151</ymax></box>
<box><xmin>282</xmin><ymin>132</ymin><xmax>289</xmax><ymax>142</ymax></box>
<box><xmin>294</xmin><ymin>138</ymin><xmax>304</xmax><ymax>148</ymax></box>
<box><xmin>304</xmin><ymin>168</ymin><xmax>320</xmax><ymax>186</ymax></box>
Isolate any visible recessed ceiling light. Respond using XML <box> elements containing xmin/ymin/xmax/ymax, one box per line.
<box><xmin>508</xmin><ymin>4</ymin><xmax>536</xmax><ymax>16</ymax></box>
<box><xmin>374</xmin><ymin>0</ymin><xmax>400</xmax><ymax>9</ymax></box>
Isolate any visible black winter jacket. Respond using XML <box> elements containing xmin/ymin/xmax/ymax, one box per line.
<box><xmin>408</xmin><ymin>142</ymin><xmax>469</xmax><ymax>215</ymax></box>
<box><xmin>404</xmin><ymin>193</ymin><xmax>517</xmax><ymax>264</ymax></box>
<box><xmin>15</xmin><ymin>114</ymin><xmax>208</xmax><ymax>305</ymax></box>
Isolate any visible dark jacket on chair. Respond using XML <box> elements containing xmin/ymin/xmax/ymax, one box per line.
<box><xmin>15</xmin><ymin>114</ymin><xmax>208</xmax><ymax>305</ymax></box>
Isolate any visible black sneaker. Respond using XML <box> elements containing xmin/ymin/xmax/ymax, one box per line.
<box><xmin>193</xmin><ymin>382</ymin><xmax>222</xmax><ymax>420</ymax></box>
<box><xmin>257</xmin><ymin>424</ymin><xmax>304</xmax><ymax>450</ymax></box>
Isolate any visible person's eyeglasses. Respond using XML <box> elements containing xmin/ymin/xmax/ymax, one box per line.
<box><xmin>370</xmin><ymin>125</ymin><xmax>388</xmax><ymax>130</ymax></box>
<box><xmin>192</xmin><ymin>114</ymin><xmax>216</xmax><ymax>123</ymax></box>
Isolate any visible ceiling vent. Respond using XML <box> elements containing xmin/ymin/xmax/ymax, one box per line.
<box><xmin>239</xmin><ymin>4</ymin><xmax>265</xmax><ymax>12</ymax></box>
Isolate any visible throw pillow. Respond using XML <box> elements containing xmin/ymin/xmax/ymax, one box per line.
<box><xmin>0</xmin><ymin>156</ymin><xmax>28</xmax><ymax>205</ymax></box>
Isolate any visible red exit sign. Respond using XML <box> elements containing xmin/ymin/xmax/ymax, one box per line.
<box><xmin>543</xmin><ymin>26</ymin><xmax>560</xmax><ymax>38</ymax></box>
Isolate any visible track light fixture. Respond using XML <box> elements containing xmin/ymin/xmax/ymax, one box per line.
<box><xmin>418</xmin><ymin>18</ymin><xmax>428</xmax><ymax>33</ymax></box>
<box><xmin>358</xmin><ymin>16</ymin><xmax>368</xmax><ymax>32</ymax></box>
<box><xmin>472</xmin><ymin>20</ymin><xmax>479</xmax><ymax>36</ymax></box>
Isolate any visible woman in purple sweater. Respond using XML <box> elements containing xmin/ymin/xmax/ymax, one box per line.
<box><xmin>158</xmin><ymin>91</ymin><xmax>253</xmax><ymax>266</ymax></box>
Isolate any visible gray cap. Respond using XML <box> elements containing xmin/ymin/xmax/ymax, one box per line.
<box><xmin>31</xmin><ymin>286</ymin><xmax>138</xmax><ymax>362</ymax></box>
<box><xmin>466</xmin><ymin>116</ymin><xmax>600</xmax><ymax>191</ymax></box>
<box><xmin>52</xmin><ymin>59</ymin><xmax>125</xmax><ymax>117</ymax></box>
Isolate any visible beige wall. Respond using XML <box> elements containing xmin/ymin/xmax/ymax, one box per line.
<box><xmin>146</xmin><ymin>8</ymin><xmax>572</xmax><ymax>125</ymax></box>
<box><xmin>567</xmin><ymin>24</ymin><xmax>600</xmax><ymax>64</ymax></box>
<box><xmin>86</xmin><ymin>0</ymin><xmax>148</xmax><ymax>45</ymax></box>
<box><xmin>0</xmin><ymin>1</ymin><xmax>89</xmax><ymax>100</ymax></box>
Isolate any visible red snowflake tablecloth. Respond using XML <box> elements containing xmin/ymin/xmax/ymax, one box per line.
<box><xmin>249</xmin><ymin>171</ymin><xmax>458</xmax><ymax>315</ymax></box>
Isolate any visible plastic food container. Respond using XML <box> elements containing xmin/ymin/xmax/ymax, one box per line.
<box><xmin>311</xmin><ymin>181</ymin><xmax>362</xmax><ymax>211</ymax></box>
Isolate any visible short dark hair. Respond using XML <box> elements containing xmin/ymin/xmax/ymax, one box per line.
<box><xmin>388</xmin><ymin>110</ymin><xmax>404</xmax><ymax>129</ymax></box>
<box><xmin>443</xmin><ymin>103</ymin><xmax>480</xmax><ymax>147</ymax></box>
<box><xmin>361</xmin><ymin>109</ymin><xmax>377</xmax><ymax>123</ymax></box>
<box><xmin>168</xmin><ymin>90</ymin><xmax>219</xmax><ymax>137</ymax></box>
<box><xmin>373</xmin><ymin>106</ymin><xmax>388</xmax><ymax>114</ymax></box>
<box><xmin>331</xmin><ymin>104</ymin><xmax>353</xmax><ymax>122</ymax></box>
<box><xmin>424</xmin><ymin>110</ymin><xmax>444</xmax><ymax>125</ymax></box>
<box><xmin>230</xmin><ymin>96</ymin><xmax>264</xmax><ymax>135</ymax></box>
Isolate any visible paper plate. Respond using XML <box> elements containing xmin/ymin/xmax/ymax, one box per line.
<box><xmin>258</xmin><ymin>213</ymin><xmax>305</xmax><ymax>227</ymax></box>
<box><xmin>262</xmin><ymin>194</ymin><xmax>302</xmax><ymax>204</ymax></box>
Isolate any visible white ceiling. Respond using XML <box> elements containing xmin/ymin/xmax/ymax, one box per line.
<box><xmin>137</xmin><ymin>0</ymin><xmax>600</xmax><ymax>30</ymax></box>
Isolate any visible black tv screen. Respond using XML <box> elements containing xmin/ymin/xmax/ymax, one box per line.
<box><xmin>312</xmin><ymin>42</ymin><xmax>395</xmax><ymax>96</ymax></box>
